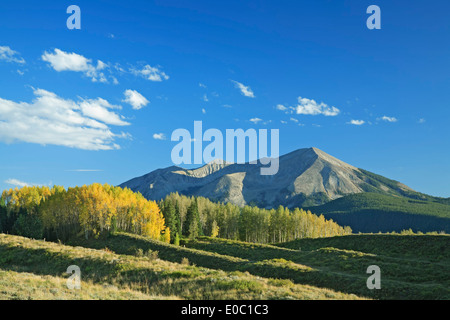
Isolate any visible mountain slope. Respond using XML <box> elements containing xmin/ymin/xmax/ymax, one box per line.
<box><xmin>120</xmin><ymin>147</ymin><xmax>422</xmax><ymax>208</ymax></box>
<box><xmin>306</xmin><ymin>192</ymin><xmax>450</xmax><ymax>233</ymax></box>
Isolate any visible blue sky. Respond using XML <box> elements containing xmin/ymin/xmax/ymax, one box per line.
<box><xmin>0</xmin><ymin>0</ymin><xmax>449</xmax><ymax>197</ymax></box>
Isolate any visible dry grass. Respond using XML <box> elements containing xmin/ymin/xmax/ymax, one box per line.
<box><xmin>0</xmin><ymin>234</ymin><xmax>363</xmax><ymax>300</ymax></box>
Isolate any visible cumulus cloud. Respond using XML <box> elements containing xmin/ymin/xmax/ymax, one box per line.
<box><xmin>276</xmin><ymin>104</ymin><xmax>287</xmax><ymax>111</ymax></box>
<box><xmin>231</xmin><ymin>80</ymin><xmax>255</xmax><ymax>98</ymax></box>
<box><xmin>79</xmin><ymin>97</ymin><xmax>128</xmax><ymax>126</ymax></box>
<box><xmin>123</xmin><ymin>89</ymin><xmax>149</xmax><ymax>110</ymax></box>
<box><xmin>0</xmin><ymin>46</ymin><xmax>25</xmax><ymax>64</ymax></box>
<box><xmin>153</xmin><ymin>133</ymin><xmax>166</xmax><ymax>140</ymax></box>
<box><xmin>249</xmin><ymin>118</ymin><xmax>263</xmax><ymax>124</ymax></box>
<box><xmin>42</xmin><ymin>49</ymin><xmax>109</xmax><ymax>82</ymax></box>
<box><xmin>0</xmin><ymin>88</ymin><xmax>130</xmax><ymax>150</ymax></box>
<box><xmin>379</xmin><ymin>116</ymin><xmax>398</xmax><ymax>123</ymax></box>
<box><xmin>131</xmin><ymin>65</ymin><xmax>169</xmax><ymax>82</ymax></box>
<box><xmin>295</xmin><ymin>97</ymin><xmax>340</xmax><ymax>116</ymax></box>
<box><xmin>348</xmin><ymin>120</ymin><xmax>365</xmax><ymax>126</ymax></box>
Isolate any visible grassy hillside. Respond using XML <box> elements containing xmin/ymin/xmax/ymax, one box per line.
<box><xmin>183</xmin><ymin>235</ymin><xmax>449</xmax><ymax>300</ymax></box>
<box><xmin>67</xmin><ymin>232</ymin><xmax>449</xmax><ymax>300</ymax></box>
<box><xmin>0</xmin><ymin>233</ymin><xmax>361</xmax><ymax>300</ymax></box>
<box><xmin>0</xmin><ymin>269</ymin><xmax>171</xmax><ymax>300</ymax></box>
<box><xmin>304</xmin><ymin>192</ymin><xmax>450</xmax><ymax>233</ymax></box>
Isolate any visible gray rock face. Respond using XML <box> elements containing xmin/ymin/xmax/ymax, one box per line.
<box><xmin>120</xmin><ymin>147</ymin><xmax>413</xmax><ymax>208</ymax></box>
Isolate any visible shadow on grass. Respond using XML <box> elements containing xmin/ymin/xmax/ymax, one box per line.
<box><xmin>66</xmin><ymin>233</ymin><xmax>450</xmax><ymax>300</ymax></box>
<box><xmin>278</xmin><ymin>234</ymin><xmax>450</xmax><ymax>263</ymax></box>
<box><xmin>0</xmin><ymin>240</ymin><xmax>258</xmax><ymax>299</ymax></box>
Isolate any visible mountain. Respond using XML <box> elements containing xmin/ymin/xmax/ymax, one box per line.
<box><xmin>121</xmin><ymin>147</ymin><xmax>450</xmax><ymax>232</ymax></box>
<box><xmin>120</xmin><ymin>147</ymin><xmax>421</xmax><ymax>208</ymax></box>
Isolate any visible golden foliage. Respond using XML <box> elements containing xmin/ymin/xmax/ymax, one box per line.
<box><xmin>2</xmin><ymin>184</ymin><xmax>168</xmax><ymax>242</ymax></box>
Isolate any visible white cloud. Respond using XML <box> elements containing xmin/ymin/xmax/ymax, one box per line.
<box><xmin>295</xmin><ymin>97</ymin><xmax>340</xmax><ymax>116</ymax></box>
<box><xmin>290</xmin><ymin>117</ymin><xmax>299</xmax><ymax>123</ymax></box>
<box><xmin>0</xmin><ymin>46</ymin><xmax>25</xmax><ymax>64</ymax></box>
<box><xmin>0</xmin><ymin>88</ymin><xmax>130</xmax><ymax>150</ymax></box>
<box><xmin>280</xmin><ymin>120</ymin><xmax>287</xmax><ymax>124</ymax></box>
<box><xmin>231</xmin><ymin>80</ymin><xmax>255</xmax><ymax>98</ymax></box>
<box><xmin>153</xmin><ymin>133</ymin><xmax>166</xmax><ymax>140</ymax></box>
<box><xmin>348</xmin><ymin>119</ymin><xmax>365</xmax><ymax>126</ymax></box>
<box><xmin>379</xmin><ymin>116</ymin><xmax>398</xmax><ymax>123</ymax></box>
<box><xmin>131</xmin><ymin>65</ymin><xmax>169</xmax><ymax>82</ymax></box>
<box><xmin>249</xmin><ymin>118</ymin><xmax>262</xmax><ymax>124</ymax></box>
<box><xmin>203</xmin><ymin>94</ymin><xmax>209</xmax><ymax>102</ymax></box>
<box><xmin>79</xmin><ymin>98</ymin><xmax>129</xmax><ymax>126</ymax></box>
<box><xmin>42</xmin><ymin>49</ymin><xmax>109</xmax><ymax>82</ymax></box>
<box><xmin>123</xmin><ymin>89</ymin><xmax>149</xmax><ymax>110</ymax></box>
<box><xmin>276</xmin><ymin>104</ymin><xmax>287</xmax><ymax>111</ymax></box>
<box><xmin>418</xmin><ymin>118</ymin><xmax>426</xmax><ymax>124</ymax></box>
<box><xmin>199</xmin><ymin>83</ymin><xmax>207</xmax><ymax>88</ymax></box>
<box><xmin>202</xmin><ymin>108</ymin><xmax>206</xmax><ymax>114</ymax></box>
<box><xmin>4</xmin><ymin>178</ymin><xmax>32</xmax><ymax>187</ymax></box>
<box><xmin>41</xmin><ymin>49</ymin><xmax>170</xmax><ymax>85</ymax></box>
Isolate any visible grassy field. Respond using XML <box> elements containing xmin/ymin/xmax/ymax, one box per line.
<box><xmin>0</xmin><ymin>233</ymin><xmax>362</xmax><ymax>300</ymax></box>
<box><xmin>1</xmin><ymin>232</ymin><xmax>448</xmax><ymax>300</ymax></box>
<box><xmin>65</xmin><ymin>232</ymin><xmax>450</xmax><ymax>300</ymax></box>
<box><xmin>184</xmin><ymin>235</ymin><xmax>450</xmax><ymax>300</ymax></box>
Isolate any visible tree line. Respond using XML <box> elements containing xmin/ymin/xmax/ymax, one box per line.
<box><xmin>0</xmin><ymin>184</ymin><xmax>169</xmax><ymax>242</ymax></box>
<box><xmin>159</xmin><ymin>193</ymin><xmax>352</xmax><ymax>244</ymax></box>
<box><xmin>0</xmin><ymin>185</ymin><xmax>351</xmax><ymax>244</ymax></box>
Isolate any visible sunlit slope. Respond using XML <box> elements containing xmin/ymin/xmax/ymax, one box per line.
<box><xmin>0</xmin><ymin>234</ymin><xmax>361</xmax><ymax>300</ymax></box>
<box><xmin>183</xmin><ymin>235</ymin><xmax>450</xmax><ymax>300</ymax></box>
<box><xmin>304</xmin><ymin>192</ymin><xmax>450</xmax><ymax>232</ymax></box>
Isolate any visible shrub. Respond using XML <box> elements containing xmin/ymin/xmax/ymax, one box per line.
<box><xmin>268</xmin><ymin>278</ymin><xmax>294</xmax><ymax>287</ymax></box>
<box><xmin>217</xmin><ymin>280</ymin><xmax>264</xmax><ymax>292</ymax></box>
<box><xmin>135</xmin><ymin>248</ymin><xmax>144</xmax><ymax>257</ymax></box>
<box><xmin>146</xmin><ymin>249</ymin><xmax>159</xmax><ymax>261</ymax></box>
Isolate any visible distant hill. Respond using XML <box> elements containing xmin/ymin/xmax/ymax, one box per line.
<box><xmin>305</xmin><ymin>192</ymin><xmax>450</xmax><ymax>233</ymax></box>
<box><xmin>120</xmin><ymin>147</ymin><xmax>450</xmax><ymax>232</ymax></box>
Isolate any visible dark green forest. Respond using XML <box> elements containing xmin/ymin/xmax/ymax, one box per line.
<box><xmin>305</xmin><ymin>192</ymin><xmax>450</xmax><ymax>233</ymax></box>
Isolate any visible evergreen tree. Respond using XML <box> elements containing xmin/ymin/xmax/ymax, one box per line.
<box><xmin>174</xmin><ymin>202</ymin><xmax>182</xmax><ymax>236</ymax></box>
<box><xmin>184</xmin><ymin>198</ymin><xmax>201</xmax><ymax>239</ymax></box>
<box><xmin>162</xmin><ymin>200</ymin><xmax>180</xmax><ymax>243</ymax></box>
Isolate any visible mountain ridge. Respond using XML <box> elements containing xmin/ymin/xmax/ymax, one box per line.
<box><xmin>120</xmin><ymin>147</ymin><xmax>422</xmax><ymax>208</ymax></box>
